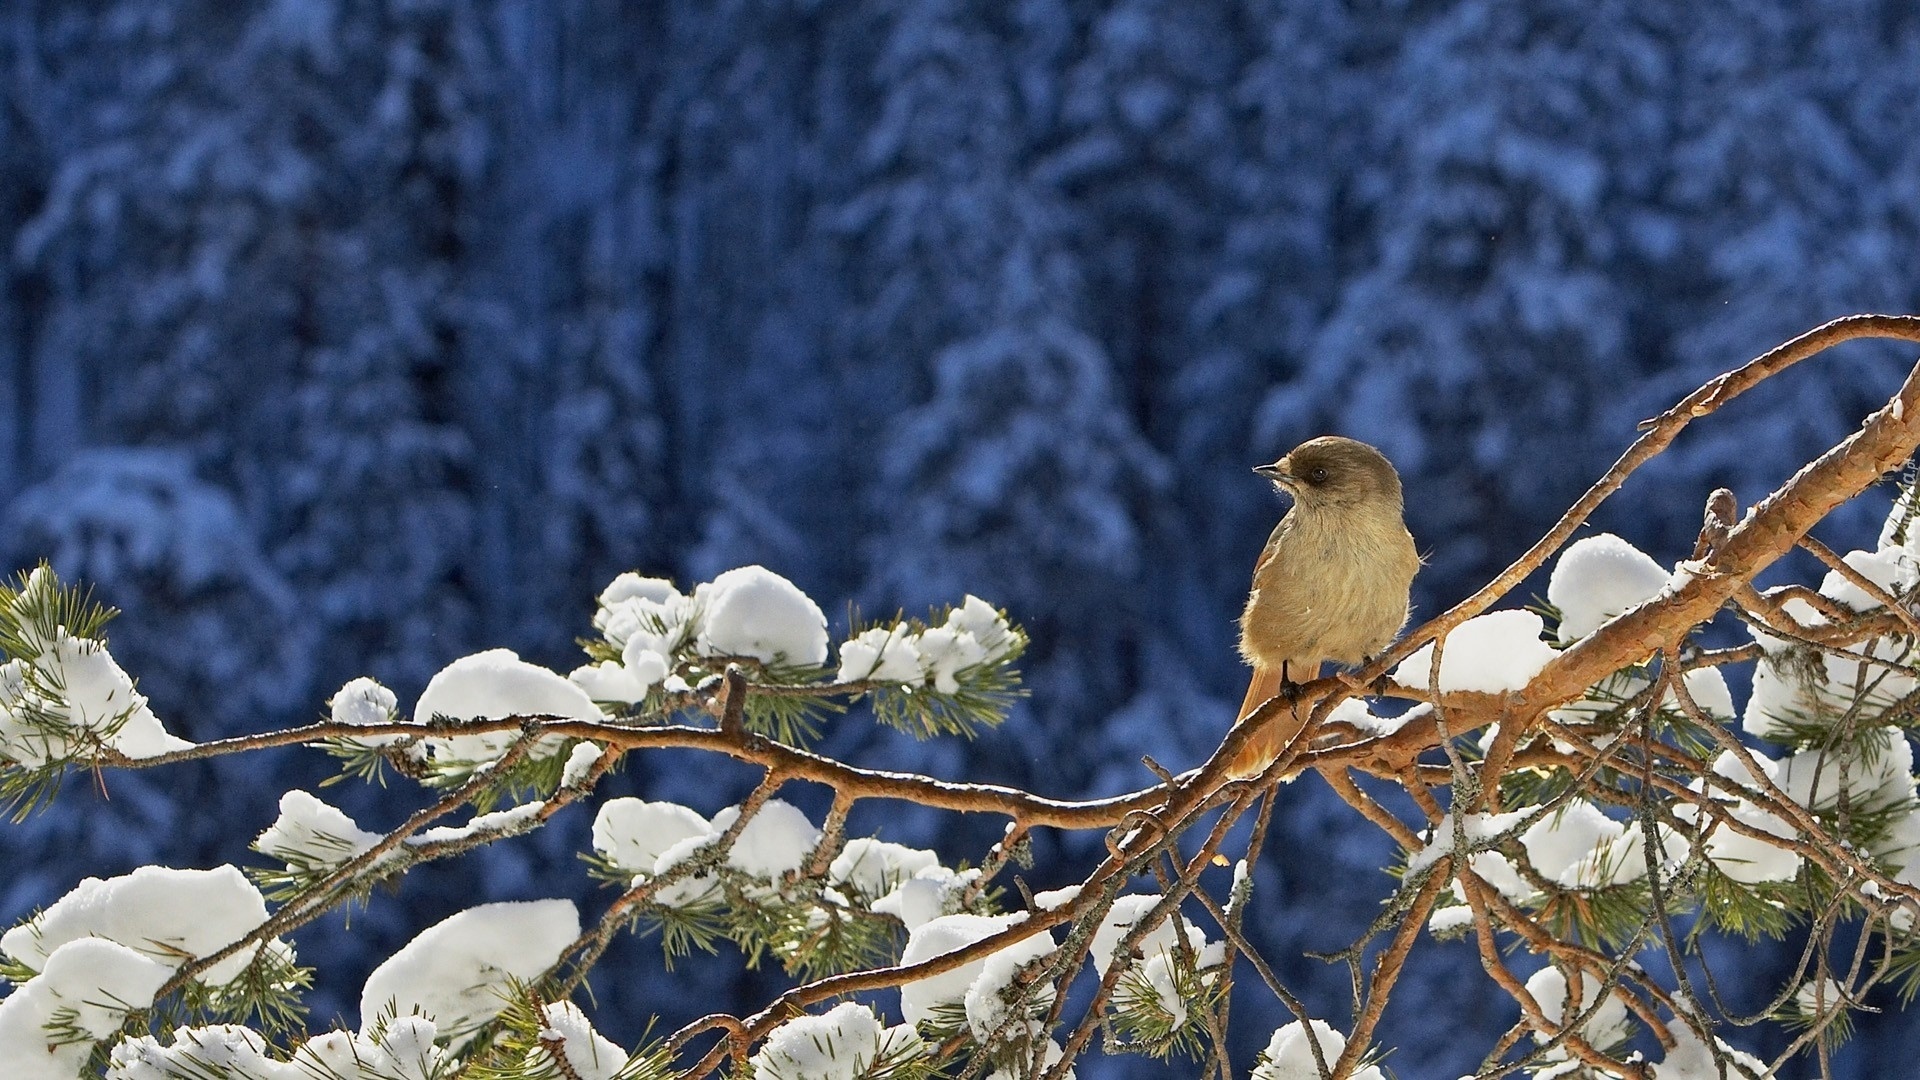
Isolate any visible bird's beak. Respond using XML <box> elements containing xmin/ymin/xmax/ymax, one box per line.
<box><xmin>1253</xmin><ymin>461</ymin><xmax>1292</xmax><ymax>485</ymax></box>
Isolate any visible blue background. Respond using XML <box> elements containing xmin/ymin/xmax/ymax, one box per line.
<box><xmin>2</xmin><ymin>2</ymin><xmax>1918</xmax><ymax>1075</ymax></box>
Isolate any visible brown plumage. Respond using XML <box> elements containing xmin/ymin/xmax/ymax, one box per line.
<box><xmin>1227</xmin><ymin>436</ymin><xmax>1420</xmax><ymax>778</ymax></box>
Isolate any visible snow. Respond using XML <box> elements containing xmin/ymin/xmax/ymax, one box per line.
<box><xmin>834</xmin><ymin>598</ymin><xmax>1017</xmax><ymax>690</ymax></box>
<box><xmin>108</xmin><ymin>1024</ymin><xmax>296</xmax><ymax>1080</ymax></box>
<box><xmin>962</xmin><ymin>926</ymin><xmax>1058</xmax><ymax>1040</ymax></box>
<box><xmin>330</xmin><ymin>676</ymin><xmax>398</xmax><ymax>728</ymax></box>
<box><xmin>1744</xmin><ymin>646</ymin><xmax>1918</xmax><ymax>741</ymax></box>
<box><xmin>1668</xmin><ymin>667</ymin><xmax>1734</xmax><ymax>721</ymax></box>
<box><xmin>568</xmin><ymin>650</ymin><xmax>668</xmax><ymax>705</ymax></box>
<box><xmin>1680</xmin><ymin>794</ymin><xmax>1801</xmax><ymax>886</ymax></box>
<box><xmin>1032</xmin><ymin>884</ymin><xmax>1081</xmax><ymax>911</ymax></box>
<box><xmin>598</xmin><ymin>584</ymin><xmax>696</xmax><ymax>657</ymax></box>
<box><xmin>1328</xmin><ymin>696</ymin><xmax>1409</xmax><ymax>736</ymax></box>
<box><xmin>1778</xmin><ymin>730</ymin><xmax>1915</xmax><ymax>813</ymax></box>
<box><xmin>695</xmin><ymin>566</ymin><xmax>829</xmax><ymax>667</ymax></box>
<box><xmin>1548</xmin><ymin>534</ymin><xmax>1672</xmax><ymax>644</ymax></box>
<box><xmin>591</xmin><ymin>798</ymin><xmax>712</xmax><ymax>876</ymax></box>
<box><xmin>597</xmin><ymin>572</ymin><xmax>680</xmax><ymax>611</ymax></box>
<box><xmin>1520</xmin><ymin>801</ymin><xmax>1625</xmax><ymax>889</ymax></box>
<box><xmin>528</xmin><ymin>1001</ymin><xmax>631</xmax><ymax>1080</ymax></box>
<box><xmin>1525</xmin><ymin>965</ymin><xmax>1630</xmax><ymax>1049</ymax></box>
<box><xmin>287</xmin><ymin>1017</ymin><xmax>451</xmax><ymax>1080</ymax></box>
<box><xmin>749</xmin><ymin>1002</ymin><xmax>923</xmax><ymax>1080</ymax></box>
<box><xmin>898</xmin><ymin>912</ymin><xmax>1030</xmax><ymax>1026</ymax></box>
<box><xmin>835</xmin><ymin>623</ymin><xmax>925</xmax><ymax>683</ymax></box>
<box><xmin>870</xmin><ymin>864</ymin><xmax>980</xmax><ymax>930</ymax></box>
<box><xmin>946</xmin><ymin>595</ymin><xmax>1018</xmax><ymax>663</ymax></box>
<box><xmin>710</xmin><ymin>798</ymin><xmax>820</xmax><ymax>879</ymax></box>
<box><xmin>357</xmin><ymin>899</ymin><xmax>579</xmax><ymax>1044</ymax></box>
<box><xmin>1253</xmin><ymin>1019</ymin><xmax>1384</xmax><ymax>1080</ymax></box>
<box><xmin>0</xmin><ymin>632</ymin><xmax>193</xmax><ymax>766</ymax></box>
<box><xmin>1794</xmin><ymin>977</ymin><xmax>1847</xmax><ymax>1019</ymax></box>
<box><xmin>561</xmin><ymin>739</ymin><xmax>603</xmax><ymax>786</ymax></box>
<box><xmin>916</xmin><ymin>625</ymin><xmax>991</xmax><ymax>694</ymax></box>
<box><xmin>1</xmin><ymin>938</ymin><xmax>175</xmax><ymax>1079</ymax></box>
<box><xmin>1087</xmin><ymin>894</ymin><xmax>1202</xmax><ymax>975</ymax></box>
<box><xmin>255</xmin><ymin>790</ymin><xmax>382</xmax><ymax>869</ymax></box>
<box><xmin>414</xmin><ymin>648</ymin><xmax>605</xmax><ymax>764</ymax></box>
<box><xmin>2</xmin><ymin>864</ymin><xmax>269</xmax><ymax>986</ymax></box>
<box><xmin>1817</xmin><ymin>546</ymin><xmax>1915</xmax><ymax>612</ymax></box>
<box><xmin>1132</xmin><ymin>951</ymin><xmax>1197</xmax><ymax>1026</ymax></box>
<box><xmin>1650</xmin><ymin>1024</ymin><xmax>1764</xmax><ymax>1079</ymax></box>
<box><xmin>984</xmin><ymin>1038</ymin><xmax>1075</xmax><ymax>1080</ymax></box>
<box><xmin>410</xmin><ymin>800</ymin><xmax>546</xmax><ymax>845</ymax></box>
<box><xmin>828</xmin><ymin>837</ymin><xmax>943</xmax><ymax>898</ymax></box>
<box><xmin>1410</xmin><ymin>808</ymin><xmax>1534</xmax><ymax>875</ymax></box>
<box><xmin>1391</xmin><ymin>611</ymin><xmax>1557</xmax><ymax>694</ymax></box>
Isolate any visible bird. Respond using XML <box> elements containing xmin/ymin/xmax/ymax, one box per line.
<box><xmin>1226</xmin><ymin>435</ymin><xmax>1420</xmax><ymax>779</ymax></box>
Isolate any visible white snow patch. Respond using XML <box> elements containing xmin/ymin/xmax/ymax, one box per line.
<box><xmin>3</xmin><ymin>938</ymin><xmax>175</xmax><ymax>1079</ymax></box>
<box><xmin>1651</xmin><ymin>1024</ymin><xmax>1764</xmax><ymax>1079</ymax></box>
<box><xmin>1391</xmin><ymin>611</ymin><xmax>1557</xmax><ymax>694</ymax></box>
<box><xmin>1526</xmin><ymin>965</ymin><xmax>1630</xmax><ymax>1049</ymax></box>
<box><xmin>416</xmin><ymin>648</ymin><xmax>604</xmax><ymax>764</ymax></box>
<box><xmin>1548</xmin><ymin>534</ymin><xmax>1671</xmax><ymax>644</ymax></box>
<box><xmin>527</xmin><ymin>1001</ymin><xmax>630</xmax><ymax>1080</ymax></box>
<box><xmin>285</xmin><ymin>1017</ymin><xmax>450</xmax><ymax>1080</ymax></box>
<box><xmin>963</xmin><ymin>928</ymin><xmax>1058</xmax><ymax>1040</ymax></box>
<box><xmin>1032</xmin><ymin>885</ymin><xmax>1081</xmax><ymax>911</ymax></box>
<box><xmin>750</xmin><ymin>1001</ymin><xmax>923</xmax><ymax>1080</ymax></box>
<box><xmin>591</xmin><ymin>799</ymin><xmax>711</xmax><ymax>876</ymax></box>
<box><xmin>0</xmin><ymin>633</ymin><xmax>192</xmax><ymax>766</ymax></box>
<box><xmin>1253</xmin><ymin>1019</ymin><xmax>1384</xmax><ymax>1080</ymax></box>
<box><xmin>561</xmin><ymin>740</ymin><xmax>603</xmax><ymax>786</ymax></box>
<box><xmin>872</xmin><ymin>865</ymin><xmax>980</xmax><ymax>930</ymax></box>
<box><xmin>835</xmin><ymin>623</ymin><xmax>924</xmax><ymax>684</ymax></box>
<box><xmin>2</xmin><ymin>865</ymin><xmax>268</xmax><ymax>986</ymax></box>
<box><xmin>330</xmin><ymin>676</ymin><xmax>399</xmax><ymax>730</ymax></box>
<box><xmin>898</xmin><ymin>913</ymin><xmax>1029</xmax><ymax>1026</ymax></box>
<box><xmin>410</xmin><ymin>801</ymin><xmax>546</xmax><ymax>846</ymax></box>
<box><xmin>829</xmin><ymin>837</ymin><xmax>942</xmax><ymax>899</ymax></box>
<box><xmin>255</xmin><ymin>790</ymin><xmax>382</xmax><ymax>870</ymax></box>
<box><xmin>1087</xmin><ymin>895</ymin><xmax>1201</xmax><ymax>976</ymax></box>
<box><xmin>1818</xmin><ymin>546</ymin><xmax>1916</xmax><ymax>612</ymax></box>
<box><xmin>358</xmin><ymin>899</ymin><xmax>579</xmax><ymax>1045</ymax></box>
<box><xmin>710</xmin><ymin>799</ymin><xmax>819</xmax><ymax>879</ymax></box>
<box><xmin>695</xmin><ymin>566</ymin><xmax>828</xmax><ymax>667</ymax></box>
<box><xmin>107</xmin><ymin>1024</ymin><xmax>296</xmax><ymax>1080</ymax></box>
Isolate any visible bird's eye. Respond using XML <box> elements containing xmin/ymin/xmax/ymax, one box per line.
<box><xmin>1310</xmin><ymin>467</ymin><xmax>1329</xmax><ymax>484</ymax></box>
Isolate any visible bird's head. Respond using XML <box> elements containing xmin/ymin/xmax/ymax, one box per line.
<box><xmin>1254</xmin><ymin>436</ymin><xmax>1405</xmax><ymax>512</ymax></box>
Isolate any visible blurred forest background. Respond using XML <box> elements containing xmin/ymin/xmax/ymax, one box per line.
<box><xmin>3</xmin><ymin>2</ymin><xmax>1920</xmax><ymax>1076</ymax></box>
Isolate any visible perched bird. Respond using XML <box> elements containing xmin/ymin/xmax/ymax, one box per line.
<box><xmin>1227</xmin><ymin>436</ymin><xmax>1420</xmax><ymax>778</ymax></box>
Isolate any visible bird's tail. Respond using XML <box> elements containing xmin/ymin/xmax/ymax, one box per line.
<box><xmin>1225</xmin><ymin>661</ymin><xmax>1316</xmax><ymax>779</ymax></box>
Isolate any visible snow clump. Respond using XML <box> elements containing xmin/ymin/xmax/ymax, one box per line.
<box><xmin>254</xmin><ymin>790</ymin><xmax>383</xmax><ymax>872</ymax></box>
<box><xmin>1548</xmin><ymin>533</ymin><xmax>1671</xmax><ymax>644</ymax></box>
<box><xmin>749</xmin><ymin>1002</ymin><xmax>923</xmax><ymax>1080</ymax></box>
<box><xmin>358</xmin><ymin>900</ymin><xmax>579</xmax><ymax>1046</ymax></box>
<box><xmin>1525</xmin><ymin>965</ymin><xmax>1630</xmax><ymax>1050</ymax></box>
<box><xmin>415</xmin><ymin>648</ymin><xmax>604</xmax><ymax>765</ymax></box>
<box><xmin>524</xmin><ymin>1001</ymin><xmax>632</xmax><ymax>1080</ymax></box>
<box><xmin>1391</xmin><ymin>610</ymin><xmax>1557</xmax><ymax>694</ymax></box>
<box><xmin>1253</xmin><ymin>1019</ymin><xmax>1384</xmax><ymax>1080</ymax></box>
<box><xmin>696</xmin><ymin>566</ymin><xmax>828</xmax><ymax>667</ymax></box>
<box><xmin>3</xmin><ymin>865</ymin><xmax>270</xmax><ymax>986</ymax></box>
<box><xmin>0</xmin><ymin>628</ymin><xmax>192</xmax><ymax>765</ymax></box>
<box><xmin>898</xmin><ymin>913</ymin><xmax>1045</xmax><ymax>1027</ymax></box>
